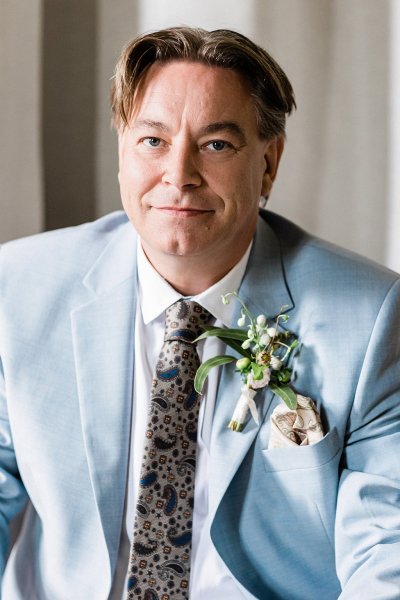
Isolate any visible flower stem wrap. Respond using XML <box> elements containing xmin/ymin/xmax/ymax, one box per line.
<box><xmin>228</xmin><ymin>385</ymin><xmax>259</xmax><ymax>432</ymax></box>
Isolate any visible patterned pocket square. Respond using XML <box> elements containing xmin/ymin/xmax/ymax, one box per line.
<box><xmin>268</xmin><ymin>395</ymin><xmax>325</xmax><ymax>449</ymax></box>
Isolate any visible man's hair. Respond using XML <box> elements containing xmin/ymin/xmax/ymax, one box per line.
<box><xmin>111</xmin><ymin>27</ymin><xmax>296</xmax><ymax>139</ymax></box>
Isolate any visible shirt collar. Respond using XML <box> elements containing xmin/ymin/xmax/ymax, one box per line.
<box><xmin>137</xmin><ymin>239</ymin><xmax>252</xmax><ymax>327</ymax></box>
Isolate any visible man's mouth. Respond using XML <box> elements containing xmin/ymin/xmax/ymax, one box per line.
<box><xmin>154</xmin><ymin>207</ymin><xmax>213</xmax><ymax>217</ymax></box>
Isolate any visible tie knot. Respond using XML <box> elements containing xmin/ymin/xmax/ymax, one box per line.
<box><xmin>164</xmin><ymin>300</ymin><xmax>212</xmax><ymax>343</ymax></box>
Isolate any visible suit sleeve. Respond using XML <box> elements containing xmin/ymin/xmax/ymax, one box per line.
<box><xmin>335</xmin><ymin>277</ymin><xmax>400</xmax><ymax>598</ymax></box>
<box><xmin>0</xmin><ymin>362</ymin><xmax>28</xmax><ymax>579</ymax></box>
<box><xmin>0</xmin><ymin>247</ymin><xmax>29</xmax><ymax>579</ymax></box>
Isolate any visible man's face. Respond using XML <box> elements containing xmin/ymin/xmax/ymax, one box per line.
<box><xmin>118</xmin><ymin>60</ymin><xmax>283</xmax><ymax>272</ymax></box>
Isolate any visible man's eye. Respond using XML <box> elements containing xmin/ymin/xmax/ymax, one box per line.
<box><xmin>205</xmin><ymin>140</ymin><xmax>232</xmax><ymax>152</ymax></box>
<box><xmin>142</xmin><ymin>137</ymin><xmax>162</xmax><ymax>147</ymax></box>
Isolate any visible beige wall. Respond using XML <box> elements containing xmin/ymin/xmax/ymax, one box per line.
<box><xmin>254</xmin><ymin>0</ymin><xmax>390</xmax><ymax>266</ymax></box>
<box><xmin>0</xmin><ymin>0</ymin><xmax>43</xmax><ymax>241</ymax></box>
<box><xmin>96</xmin><ymin>0</ymin><xmax>140</xmax><ymax>217</ymax></box>
<box><xmin>387</xmin><ymin>0</ymin><xmax>400</xmax><ymax>272</ymax></box>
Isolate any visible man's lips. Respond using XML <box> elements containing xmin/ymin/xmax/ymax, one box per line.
<box><xmin>153</xmin><ymin>207</ymin><xmax>213</xmax><ymax>217</ymax></box>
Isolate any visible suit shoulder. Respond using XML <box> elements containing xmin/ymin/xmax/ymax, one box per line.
<box><xmin>0</xmin><ymin>211</ymin><xmax>136</xmax><ymax>311</ymax></box>
<box><xmin>263</xmin><ymin>210</ymin><xmax>400</xmax><ymax>291</ymax></box>
<box><xmin>0</xmin><ymin>211</ymin><xmax>129</xmax><ymax>271</ymax></box>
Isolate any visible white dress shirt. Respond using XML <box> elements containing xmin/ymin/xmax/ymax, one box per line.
<box><xmin>112</xmin><ymin>240</ymin><xmax>255</xmax><ymax>599</ymax></box>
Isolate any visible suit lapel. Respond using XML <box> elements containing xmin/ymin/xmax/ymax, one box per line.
<box><xmin>209</xmin><ymin>214</ymin><xmax>294</xmax><ymax>519</ymax></box>
<box><xmin>70</xmin><ymin>222</ymin><xmax>137</xmax><ymax>578</ymax></box>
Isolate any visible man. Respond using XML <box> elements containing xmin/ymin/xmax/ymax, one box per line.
<box><xmin>1</xmin><ymin>27</ymin><xmax>399</xmax><ymax>600</ymax></box>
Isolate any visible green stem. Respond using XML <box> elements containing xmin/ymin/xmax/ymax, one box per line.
<box><xmin>224</xmin><ymin>292</ymin><xmax>255</xmax><ymax>330</ymax></box>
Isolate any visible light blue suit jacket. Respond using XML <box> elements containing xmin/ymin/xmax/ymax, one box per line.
<box><xmin>1</xmin><ymin>210</ymin><xmax>399</xmax><ymax>599</ymax></box>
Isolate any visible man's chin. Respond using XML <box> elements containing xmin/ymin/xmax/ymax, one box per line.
<box><xmin>144</xmin><ymin>239</ymin><xmax>213</xmax><ymax>262</ymax></box>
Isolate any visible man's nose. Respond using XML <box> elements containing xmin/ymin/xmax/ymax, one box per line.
<box><xmin>161</xmin><ymin>144</ymin><xmax>202</xmax><ymax>189</ymax></box>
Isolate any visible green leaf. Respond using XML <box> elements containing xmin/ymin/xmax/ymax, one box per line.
<box><xmin>195</xmin><ymin>327</ymin><xmax>248</xmax><ymax>342</ymax></box>
<box><xmin>194</xmin><ymin>326</ymin><xmax>251</xmax><ymax>358</ymax></box>
<box><xmin>277</xmin><ymin>368</ymin><xmax>291</xmax><ymax>383</ymax></box>
<box><xmin>220</xmin><ymin>337</ymin><xmax>252</xmax><ymax>358</ymax></box>
<box><xmin>194</xmin><ymin>355</ymin><xmax>236</xmax><ymax>394</ymax></box>
<box><xmin>290</xmin><ymin>339</ymin><xmax>299</xmax><ymax>349</ymax></box>
<box><xmin>251</xmin><ymin>362</ymin><xmax>263</xmax><ymax>380</ymax></box>
<box><xmin>269</xmin><ymin>383</ymin><xmax>298</xmax><ymax>410</ymax></box>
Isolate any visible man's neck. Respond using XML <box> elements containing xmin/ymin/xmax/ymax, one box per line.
<box><xmin>140</xmin><ymin>244</ymin><xmax>249</xmax><ymax>296</ymax></box>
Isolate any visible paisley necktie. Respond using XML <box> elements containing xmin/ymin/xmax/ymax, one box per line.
<box><xmin>126</xmin><ymin>300</ymin><xmax>211</xmax><ymax>600</ymax></box>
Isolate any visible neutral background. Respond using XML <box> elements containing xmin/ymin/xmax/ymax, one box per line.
<box><xmin>1</xmin><ymin>0</ymin><xmax>399</xmax><ymax>271</ymax></box>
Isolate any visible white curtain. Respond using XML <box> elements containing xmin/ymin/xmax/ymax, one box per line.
<box><xmin>1</xmin><ymin>0</ymin><xmax>399</xmax><ymax>272</ymax></box>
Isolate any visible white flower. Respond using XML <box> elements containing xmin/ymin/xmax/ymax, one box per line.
<box><xmin>237</xmin><ymin>315</ymin><xmax>246</xmax><ymax>327</ymax></box>
<box><xmin>267</xmin><ymin>327</ymin><xmax>277</xmax><ymax>338</ymax></box>
<box><xmin>260</xmin><ymin>333</ymin><xmax>271</xmax><ymax>346</ymax></box>
<box><xmin>256</xmin><ymin>314</ymin><xmax>266</xmax><ymax>326</ymax></box>
<box><xmin>247</xmin><ymin>368</ymin><xmax>271</xmax><ymax>389</ymax></box>
<box><xmin>221</xmin><ymin>295</ymin><xmax>229</xmax><ymax>305</ymax></box>
<box><xmin>241</xmin><ymin>339</ymin><xmax>251</xmax><ymax>349</ymax></box>
<box><xmin>270</xmin><ymin>356</ymin><xmax>283</xmax><ymax>370</ymax></box>
<box><xmin>247</xmin><ymin>328</ymin><xmax>255</xmax><ymax>340</ymax></box>
<box><xmin>236</xmin><ymin>357</ymin><xmax>251</xmax><ymax>370</ymax></box>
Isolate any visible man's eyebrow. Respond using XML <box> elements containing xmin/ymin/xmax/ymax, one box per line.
<box><xmin>200</xmin><ymin>122</ymin><xmax>247</xmax><ymax>144</ymax></box>
<box><xmin>132</xmin><ymin>119</ymin><xmax>170</xmax><ymax>132</ymax></box>
<box><xmin>132</xmin><ymin>119</ymin><xmax>247</xmax><ymax>143</ymax></box>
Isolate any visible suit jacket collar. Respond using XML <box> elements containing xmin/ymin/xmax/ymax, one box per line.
<box><xmin>239</xmin><ymin>212</ymin><xmax>293</xmax><ymax>320</ymax></box>
<box><xmin>208</xmin><ymin>214</ymin><xmax>294</xmax><ymax>521</ymax></box>
<box><xmin>83</xmin><ymin>220</ymin><xmax>137</xmax><ymax>295</ymax></box>
<box><xmin>71</xmin><ymin>220</ymin><xmax>138</xmax><ymax>582</ymax></box>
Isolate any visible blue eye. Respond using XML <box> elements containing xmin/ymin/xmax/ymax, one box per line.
<box><xmin>208</xmin><ymin>140</ymin><xmax>229</xmax><ymax>151</ymax></box>
<box><xmin>204</xmin><ymin>140</ymin><xmax>235</xmax><ymax>153</ymax></box>
<box><xmin>143</xmin><ymin>137</ymin><xmax>161</xmax><ymax>147</ymax></box>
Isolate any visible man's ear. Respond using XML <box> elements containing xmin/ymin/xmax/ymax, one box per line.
<box><xmin>261</xmin><ymin>135</ymin><xmax>285</xmax><ymax>198</ymax></box>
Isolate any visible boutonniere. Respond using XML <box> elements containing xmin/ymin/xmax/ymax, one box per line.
<box><xmin>194</xmin><ymin>292</ymin><xmax>299</xmax><ymax>432</ymax></box>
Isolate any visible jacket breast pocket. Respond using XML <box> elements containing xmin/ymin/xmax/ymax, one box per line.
<box><xmin>261</xmin><ymin>427</ymin><xmax>341</xmax><ymax>473</ymax></box>
<box><xmin>259</xmin><ymin>428</ymin><xmax>342</xmax><ymax>550</ymax></box>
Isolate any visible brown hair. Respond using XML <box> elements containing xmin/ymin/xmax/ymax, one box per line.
<box><xmin>111</xmin><ymin>27</ymin><xmax>296</xmax><ymax>139</ymax></box>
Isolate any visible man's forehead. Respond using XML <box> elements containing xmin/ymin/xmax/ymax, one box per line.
<box><xmin>140</xmin><ymin>58</ymin><xmax>247</xmax><ymax>86</ymax></box>
<box><xmin>130</xmin><ymin>60</ymin><xmax>256</xmax><ymax>129</ymax></box>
